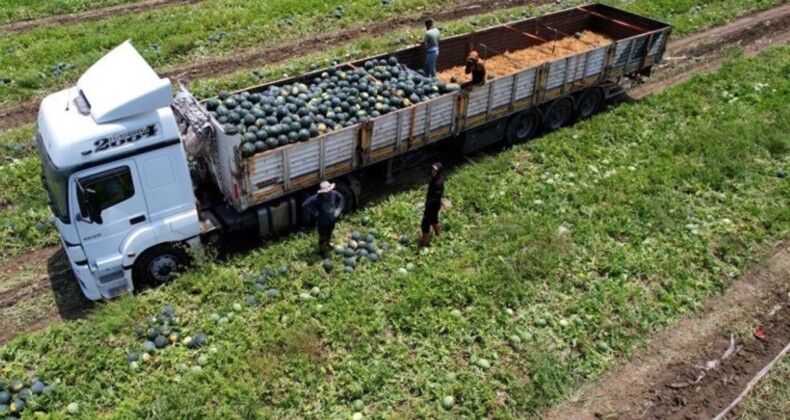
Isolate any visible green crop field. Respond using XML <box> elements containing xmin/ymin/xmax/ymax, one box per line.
<box><xmin>0</xmin><ymin>0</ymin><xmax>467</xmax><ymax>106</ymax></box>
<box><xmin>0</xmin><ymin>0</ymin><xmax>143</xmax><ymax>24</ymax></box>
<box><xmin>739</xmin><ymin>356</ymin><xmax>790</xmax><ymax>419</ymax></box>
<box><xmin>1</xmin><ymin>45</ymin><xmax>787</xmax><ymax>417</ymax></box>
<box><xmin>0</xmin><ymin>0</ymin><xmax>785</xmax><ymax>262</ymax></box>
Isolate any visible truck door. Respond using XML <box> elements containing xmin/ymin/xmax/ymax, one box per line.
<box><xmin>71</xmin><ymin>160</ymin><xmax>150</xmax><ymax>275</ymax></box>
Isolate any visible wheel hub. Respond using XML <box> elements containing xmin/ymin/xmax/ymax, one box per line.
<box><xmin>149</xmin><ymin>255</ymin><xmax>178</xmax><ymax>283</ymax></box>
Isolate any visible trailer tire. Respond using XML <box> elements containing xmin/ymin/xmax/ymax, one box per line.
<box><xmin>505</xmin><ymin>109</ymin><xmax>541</xmax><ymax>144</ymax></box>
<box><xmin>133</xmin><ymin>244</ymin><xmax>189</xmax><ymax>288</ymax></box>
<box><xmin>576</xmin><ymin>88</ymin><xmax>603</xmax><ymax>120</ymax></box>
<box><xmin>542</xmin><ymin>97</ymin><xmax>574</xmax><ymax>132</ymax></box>
<box><xmin>334</xmin><ymin>182</ymin><xmax>358</xmax><ymax>213</ymax></box>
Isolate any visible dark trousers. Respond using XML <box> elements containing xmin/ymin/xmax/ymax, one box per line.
<box><xmin>421</xmin><ymin>202</ymin><xmax>441</xmax><ymax>233</ymax></box>
<box><xmin>317</xmin><ymin>222</ymin><xmax>335</xmax><ymax>249</ymax></box>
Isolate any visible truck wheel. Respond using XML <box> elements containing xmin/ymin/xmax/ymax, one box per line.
<box><xmin>505</xmin><ymin>109</ymin><xmax>541</xmax><ymax>144</ymax></box>
<box><xmin>576</xmin><ymin>88</ymin><xmax>603</xmax><ymax>120</ymax></box>
<box><xmin>334</xmin><ymin>182</ymin><xmax>358</xmax><ymax>213</ymax></box>
<box><xmin>542</xmin><ymin>97</ymin><xmax>574</xmax><ymax>132</ymax></box>
<box><xmin>133</xmin><ymin>244</ymin><xmax>189</xmax><ymax>287</ymax></box>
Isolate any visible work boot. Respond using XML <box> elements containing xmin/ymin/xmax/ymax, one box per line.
<box><xmin>421</xmin><ymin>232</ymin><xmax>431</xmax><ymax>247</ymax></box>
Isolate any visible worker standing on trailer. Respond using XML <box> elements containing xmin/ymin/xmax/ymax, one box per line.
<box><xmin>421</xmin><ymin>162</ymin><xmax>445</xmax><ymax>247</ymax></box>
<box><xmin>303</xmin><ymin>181</ymin><xmax>345</xmax><ymax>256</ymax></box>
<box><xmin>422</xmin><ymin>18</ymin><xmax>440</xmax><ymax>78</ymax></box>
<box><xmin>461</xmin><ymin>51</ymin><xmax>487</xmax><ymax>90</ymax></box>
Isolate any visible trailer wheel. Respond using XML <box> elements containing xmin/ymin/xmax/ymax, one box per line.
<box><xmin>133</xmin><ymin>244</ymin><xmax>189</xmax><ymax>287</ymax></box>
<box><xmin>334</xmin><ymin>182</ymin><xmax>358</xmax><ymax>213</ymax></box>
<box><xmin>542</xmin><ymin>97</ymin><xmax>574</xmax><ymax>132</ymax></box>
<box><xmin>576</xmin><ymin>88</ymin><xmax>603</xmax><ymax>120</ymax></box>
<box><xmin>505</xmin><ymin>109</ymin><xmax>541</xmax><ymax>144</ymax></box>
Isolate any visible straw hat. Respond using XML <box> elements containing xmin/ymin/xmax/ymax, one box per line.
<box><xmin>318</xmin><ymin>181</ymin><xmax>335</xmax><ymax>193</ymax></box>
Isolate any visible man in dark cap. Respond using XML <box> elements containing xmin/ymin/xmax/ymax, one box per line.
<box><xmin>421</xmin><ymin>162</ymin><xmax>445</xmax><ymax>247</ymax></box>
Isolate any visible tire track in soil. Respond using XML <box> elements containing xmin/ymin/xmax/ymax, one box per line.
<box><xmin>0</xmin><ymin>0</ymin><xmax>541</xmax><ymax>130</ymax></box>
<box><xmin>0</xmin><ymin>247</ymin><xmax>92</xmax><ymax>346</ymax></box>
<box><xmin>0</xmin><ymin>0</ymin><xmax>206</xmax><ymax>36</ymax></box>
<box><xmin>0</xmin><ymin>3</ymin><xmax>788</xmax><ymax>346</ymax></box>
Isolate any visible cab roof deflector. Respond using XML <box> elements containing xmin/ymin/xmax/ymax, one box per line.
<box><xmin>77</xmin><ymin>40</ymin><xmax>172</xmax><ymax>124</ymax></box>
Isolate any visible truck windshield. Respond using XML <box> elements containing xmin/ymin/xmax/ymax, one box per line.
<box><xmin>36</xmin><ymin>131</ymin><xmax>72</xmax><ymax>224</ymax></box>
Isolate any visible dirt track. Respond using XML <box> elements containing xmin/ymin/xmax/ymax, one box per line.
<box><xmin>2</xmin><ymin>5</ymin><xmax>788</xmax><ymax>414</ymax></box>
<box><xmin>0</xmin><ymin>0</ymin><xmax>206</xmax><ymax>36</ymax></box>
<box><xmin>0</xmin><ymin>0</ymin><xmax>543</xmax><ymax>130</ymax></box>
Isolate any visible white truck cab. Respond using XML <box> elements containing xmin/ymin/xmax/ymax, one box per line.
<box><xmin>37</xmin><ymin>42</ymin><xmax>200</xmax><ymax>300</ymax></box>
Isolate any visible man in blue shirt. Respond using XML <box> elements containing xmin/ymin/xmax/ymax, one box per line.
<box><xmin>302</xmin><ymin>181</ymin><xmax>345</xmax><ymax>256</ymax></box>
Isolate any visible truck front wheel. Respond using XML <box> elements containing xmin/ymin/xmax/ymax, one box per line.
<box><xmin>133</xmin><ymin>244</ymin><xmax>189</xmax><ymax>287</ymax></box>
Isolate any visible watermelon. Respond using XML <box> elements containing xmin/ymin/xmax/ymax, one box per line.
<box><xmin>266</xmin><ymin>289</ymin><xmax>280</xmax><ymax>298</ymax></box>
<box><xmin>441</xmin><ymin>396</ymin><xmax>455</xmax><ymax>410</ymax></box>
<box><xmin>143</xmin><ymin>341</ymin><xmax>156</xmax><ymax>353</ymax></box>
<box><xmin>10</xmin><ymin>399</ymin><xmax>24</xmax><ymax>414</ymax></box>
<box><xmin>127</xmin><ymin>352</ymin><xmax>140</xmax><ymax>362</ymax></box>
<box><xmin>344</xmin><ymin>257</ymin><xmax>356</xmax><ymax>268</ymax></box>
<box><xmin>241</xmin><ymin>142</ymin><xmax>256</xmax><ymax>157</ymax></box>
<box><xmin>145</xmin><ymin>327</ymin><xmax>159</xmax><ymax>340</ymax></box>
<box><xmin>476</xmin><ymin>358</ymin><xmax>491</xmax><ymax>369</ymax></box>
<box><xmin>0</xmin><ymin>391</ymin><xmax>10</xmax><ymax>405</ymax></box>
<box><xmin>322</xmin><ymin>260</ymin><xmax>334</xmax><ymax>273</ymax></box>
<box><xmin>154</xmin><ymin>335</ymin><xmax>169</xmax><ymax>348</ymax></box>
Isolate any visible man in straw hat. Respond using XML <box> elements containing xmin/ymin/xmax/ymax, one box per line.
<box><xmin>303</xmin><ymin>181</ymin><xmax>345</xmax><ymax>256</ymax></box>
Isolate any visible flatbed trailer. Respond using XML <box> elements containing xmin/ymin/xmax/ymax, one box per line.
<box><xmin>197</xmin><ymin>3</ymin><xmax>671</xmax><ymax>213</ymax></box>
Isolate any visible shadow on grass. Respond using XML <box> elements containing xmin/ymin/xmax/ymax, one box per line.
<box><xmin>46</xmin><ymin>249</ymin><xmax>93</xmax><ymax>320</ymax></box>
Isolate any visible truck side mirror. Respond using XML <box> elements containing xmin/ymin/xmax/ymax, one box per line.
<box><xmin>76</xmin><ymin>179</ymin><xmax>103</xmax><ymax>224</ymax></box>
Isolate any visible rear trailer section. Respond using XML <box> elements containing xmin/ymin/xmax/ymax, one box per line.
<box><xmin>189</xmin><ymin>4</ymin><xmax>670</xmax><ymax>213</ymax></box>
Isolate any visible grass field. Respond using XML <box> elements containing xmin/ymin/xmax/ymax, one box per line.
<box><xmin>0</xmin><ymin>0</ymin><xmax>142</xmax><ymax>24</ymax></box>
<box><xmin>739</xmin><ymin>356</ymin><xmax>790</xmax><ymax>419</ymax></box>
<box><xmin>0</xmin><ymin>0</ymin><xmax>785</xmax><ymax>262</ymax></box>
<box><xmin>1</xmin><ymin>45</ymin><xmax>787</xmax><ymax>418</ymax></box>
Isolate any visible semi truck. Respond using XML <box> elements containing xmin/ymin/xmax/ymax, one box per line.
<box><xmin>36</xmin><ymin>4</ymin><xmax>672</xmax><ymax>300</ymax></box>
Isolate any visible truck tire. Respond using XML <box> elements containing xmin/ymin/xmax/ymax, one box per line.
<box><xmin>505</xmin><ymin>109</ymin><xmax>541</xmax><ymax>144</ymax></box>
<box><xmin>542</xmin><ymin>97</ymin><xmax>574</xmax><ymax>132</ymax></box>
<box><xmin>334</xmin><ymin>182</ymin><xmax>358</xmax><ymax>213</ymax></box>
<box><xmin>575</xmin><ymin>88</ymin><xmax>603</xmax><ymax>120</ymax></box>
<box><xmin>133</xmin><ymin>244</ymin><xmax>189</xmax><ymax>287</ymax></box>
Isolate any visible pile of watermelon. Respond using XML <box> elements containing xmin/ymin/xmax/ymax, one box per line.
<box><xmin>324</xmin><ymin>229</ymin><xmax>388</xmax><ymax>273</ymax></box>
<box><xmin>203</xmin><ymin>56</ymin><xmax>459</xmax><ymax>157</ymax></box>
<box><xmin>242</xmin><ymin>266</ymin><xmax>287</xmax><ymax>302</ymax></box>
<box><xmin>127</xmin><ymin>306</ymin><xmax>207</xmax><ymax>365</ymax></box>
<box><xmin>0</xmin><ymin>378</ymin><xmax>53</xmax><ymax>417</ymax></box>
